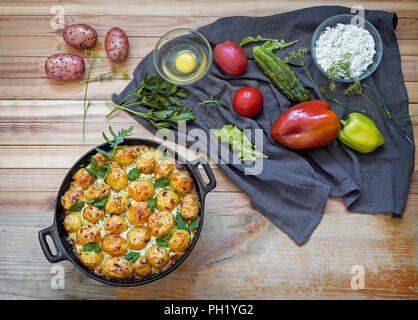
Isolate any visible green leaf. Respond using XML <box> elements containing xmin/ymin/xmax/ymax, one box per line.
<box><xmin>85</xmin><ymin>167</ymin><xmax>97</xmax><ymax>177</ymax></box>
<box><xmin>161</xmin><ymin>151</ymin><xmax>169</xmax><ymax>160</ymax></box>
<box><xmin>69</xmin><ymin>201</ymin><xmax>85</xmax><ymax>212</ymax></box>
<box><xmin>128</xmin><ymin>168</ymin><xmax>141</xmax><ymax>181</ymax></box>
<box><xmin>88</xmin><ymin>195</ymin><xmax>108</xmax><ymax>207</ymax></box>
<box><xmin>121</xmin><ymin>69</ymin><xmax>129</xmax><ymax>79</ymax></box>
<box><xmin>94</xmin><ymin>147</ymin><xmax>112</xmax><ymax>158</ymax></box>
<box><xmin>147</xmin><ymin>198</ymin><xmax>156</xmax><ymax>212</ymax></box>
<box><xmin>156</xmin><ymin>234</ymin><xmax>173</xmax><ymax>247</ymax></box>
<box><xmin>240</xmin><ymin>35</ymin><xmax>298</xmax><ymax>49</ymax></box>
<box><xmin>90</xmin><ymin>157</ymin><xmax>98</xmax><ymax>171</ymax></box>
<box><xmin>83</xmin><ymin>242</ymin><xmax>101</xmax><ymax>253</ymax></box>
<box><xmin>187</xmin><ymin>216</ymin><xmax>201</xmax><ymax>230</ymax></box>
<box><xmin>175</xmin><ymin>211</ymin><xmax>188</xmax><ymax>230</ymax></box>
<box><xmin>125</xmin><ymin>251</ymin><xmax>140</xmax><ymax>262</ymax></box>
<box><xmin>153</xmin><ymin>177</ymin><xmax>170</xmax><ymax>189</ymax></box>
<box><xmin>97</xmin><ymin>163</ymin><xmax>110</xmax><ymax>178</ymax></box>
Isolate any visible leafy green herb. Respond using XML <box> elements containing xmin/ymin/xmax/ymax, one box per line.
<box><xmin>213</xmin><ymin>125</ymin><xmax>268</xmax><ymax>162</ymax></box>
<box><xmin>125</xmin><ymin>251</ymin><xmax>140</xmax><ymax>262</ymax></box>
<box><xmin>69</xmin><ymin>201</ymin><xmax>85</xmax><ymax>212</ymax></box>
<box><xmin>105</xmin><ymin>73</ymin><xmax>195</xmax><ymax>130</ymax></box>
<box><xmin>284</xmin><ymin>48</ymin><xmax>370</xmax><ymax>116</ymax></box>
<box><xmin>88</xmin><ymin>195</ymin><xmax>108</xmax><ymax>208</ymax></box>
<box><xmin>80</xmin><ymin>64</ymin><xmax>116</xmax><ymax>85</ymax></box>
<box><xmin>156</xmin><ymin>234</ymin><xmax>173</xmax><ymax>247</ymax></box>
<box><xmin>199</xmin><ymin>95</ymin><xmax>230</xmax><ymax>110</ymax></box>
<box><xmin>128</xmin><ymin>168</ymin><xmax>141</xmax><ymax>181</ymax></box>
<box><xmin>161</xmin><ymin>151</ymin><xmax>170</xmax><ymax>160</ymax></box>
<box><xmin>85</xmin><ymin>157</ymin><xmax>98</xmax><ymax>177</ymax></box>
<box><xmin>187</xmin><ymin>216</ymin><xmax>201</xmax><ymax>230</ymax></box>
<box><xmin>96</xmin><ymin>163</ymin><xmax>110</xmax><ymax>178</ymax></box>
<box><xmin>83</xmin><ymin>242</ymin><xmax>101</xmax><ymax>253</ymax></box>
<box><xmin>147</xmin><ymin>198</ymin><xmax>157</xmax><ymax>212</ymax></box>
<box><xmin>175</xmin><ymin>211</ymin><xmax>188</xmax><ymax>229</ymax></box>
<box><xmin>81</xmin><ymin>50</ymin><xmax>105</xmax><ymax>141</ymax></box>
<box><xmin>121</xmin><ymin>69</ymin><xmax>129</xmax><ymax>79</ymax></box>
<box><xmin>94</xmin><ymin>126</ymin><xmax>134</xmax><ymax>179</ymax></box>
<box><xmin>153</xmin><ymin>177</ymin><xmax>170</xmax><ymax>189</ymax></box>
<box><xmin>240</xmin><ymin>35</ymin><xmax>298</xmax><ymax>49</ymax></box>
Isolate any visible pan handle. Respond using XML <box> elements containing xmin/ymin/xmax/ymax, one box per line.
<box><xmin>38</xmin><ymin>225</ymin><xmax>67</xmax><ymax>263</ymax></box>
<box><xmin>189</xmin><ymin>157</ymin><xmax>217</xmax><ymax>196</ymax></box>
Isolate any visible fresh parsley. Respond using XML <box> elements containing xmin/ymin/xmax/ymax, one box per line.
<box><xmin>105</xmin><ymin>73</ymin><xmax>195</xmax><ymax>130</ymax></box>
<box><xmin>156</xmin><ymin>234</ymin><xmax>173</xmax><ymax>247</ymax></box>
<box><xmin>153</xmin><ymin>177</ymin><xmax>170</xmax><ymax>189</ymax></box>
<box><xmin>125</xmin><ymin>251</ymin><xmax>140</xmax><ymax>262</ymax></box>
<box><xmin>88</xmin><ymin>195</ymin><xmax>108</xmax><ymax>208</ymax></box>
<box><xmin>69</xmin><ymin>201</ymin><xmax>85</xmax><ymax>212</ymax></box>
<box><xmin>83</xmin><ymin>242</ymin><xmax>101</xmax><ymax>253</ymax></box>
<box><xmin>147</xmin><ymin>198</ymin><xmax>157</xmax><ymax>212</ymax></box>
<box><xmin>175</xmin><ymin>212</ymin><xmax>201</xmax><ymax>230</ymax></box>
<box><xmin>128</xmin><ymin>168</ymin><xmax>141</xmax><ymax>181</ymax></box>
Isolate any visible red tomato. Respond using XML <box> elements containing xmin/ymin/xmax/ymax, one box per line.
<box><xmin>214</xmin><ymin>41</ymin><xmax>247</xmax><ymax>76</ymax></box>
<box><xmin>233</xmin><ymin>87</ymin><xmax>264</xmax><ymax>118</ymax></box>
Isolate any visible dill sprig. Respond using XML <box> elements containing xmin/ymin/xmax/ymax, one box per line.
<box><xmin>106</xmin><ymin>73</ymin><xmax>195</xmax><ymax>130</ymax></box>
<box><xmin>80</xmin><ymin>64</ymin><xmax>116</xmax><ymax>85</ymax></box>
<box><xmin>284</xmin><ymin>48</ymin><xmax>370</xmax><ymax>115</ymax></box>
<box><xmin>199</xmin><ymin>95</ymin><xmax>230</xmax><ymax>110</ymax></box>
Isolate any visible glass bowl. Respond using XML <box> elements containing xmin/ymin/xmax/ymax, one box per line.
<box><xmin>311</xmin><ymin>14</ymin><xmax>383</xmax><ymax>83</ymax></box>
<box><xmin>153</xmin><ymin>28</ymin><xmax>212</xmax><ymax>86</ymax></box>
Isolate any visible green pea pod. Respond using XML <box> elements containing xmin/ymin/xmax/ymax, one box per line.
<box><xmin>339</xmin><ymin>113</ymin><xmax>385</xmax><ymax>153</ymax></box>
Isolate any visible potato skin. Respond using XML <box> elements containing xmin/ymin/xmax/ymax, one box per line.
<box><xmin>73</xmin><ymin>168</ymin><xmax>95</xmax><ymax>190</ymax></box>
<box><xmin>180</xmin><ymin>193</ymin><xmax>199</xmax><ymax>220</ymax></box>
<box><xmin>105</xmin><ymin>193</ymin><xmax>129</xmax><ymax>214</ymax></box>
<box><xmin>105</xmin><ymin>27</ymin><xmax>129</xmax><ymax>62</ymax></box>
<box><xmin>134</xmin><ymin>256</ymin><xmax>153</xmax><ymax>277</ymax></box>
<box><xmin>146</xmin><ymin>245</ymin><xmax>169</xmax><ymax>269</ymax></box>
<box><xmin>61</xmin><ymin>182</ymin><xmax>84</xmax><ymax>210</ymax></box>
<box><xmin>168</xmin><ymin>229</ymin><xmax>191</xmax><ymax>253</ymax></box>
<box><xmin>102</xmin><ymin>257</ymin><xmax>133</xmax><ymax>280</ymax></box>
<box><xmin>91</xmin><ymin>152</ymin><xmax>108</xmax><ymax>167</ymax></box>
<box><xmin>83</xmin><ymin>205</ymin><xmax>105</xmax><ymax>223</ymax></box>
<box><xmin>113</xmin><ymin>147</ymin><xmax>137</xmax><ymax>167</ymax></box>
<box><xmin>45</xmin><ymin>53</ymin><xmax>85</xmax><ymax>80</ymax></box>
<box><xmin>63</xmin><ymin>213</ymin><xmax>82</xmax><ymax>233</ymax></box>
<box><xmin>76</xmin><ymin>223</ymin><xmax>101</xmax><ymax>246</ymax></box>
<box><xmin>127</xmin><ymin>202</ymin><xmax>151</xmax><ymax>226</ymax></box>
<box><xmin>169</xmin><ymin>171</ymin><xmax>193</xmax><ymax>195</ymax></box>
<box><xmin>147</xmin><ymin>211</ymin><xmax>175</xmax><ymax>237</ymax></box>
<box><xmin>105</xmin><ymin>167</ymin><xmax>129</xmax><ymax>191</ymax></box>
<box><xmin>104</xmin><ymin>215</ymin><xmax>128</xmax><ymax>233</ymax></box>
<box><xmin>84</xmin><ymin>183</ymin><xmax>111</xmax><ymax>201</ymax></box>
<box><xmin>79</xmin><ymin>250</ymin><xmax>103</xmax><ymax>270</ymax></box>
<box><xmin>156</xmin><ymin>189</ymin><xmax>179</xmax><ymax>211</ymax></box>
<box><xmin>101</xmin><ymin>233</ymin><xmax>128</xmax><ymax>256</ymax></box>
<box><xmin>154</xmin><ymin>160</ymin><xmax>175</xmax><ymax>181</ymax></box>
<box><xmin>136</xmin><ymin>153</ymin><xmax>157</xmax><ymax>174</ymax></box>
<box><xmin>63</xmin><ymin>24</ymin><xmax>98</xmax><ymax>49</ymax></box>
<box><xmin>128</xmin><ymin>180</ymin><xmax>155</xmax><ymax>202</ymax></box>
<box><xmin>127</xmin><ymin>227</ymin><xmax>151</xmax><ymax>250</ymax></box>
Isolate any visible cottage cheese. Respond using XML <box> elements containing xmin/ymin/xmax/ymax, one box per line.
<box><xmin>315</xmin><ymin>23</ymin><xmax>376</xmax><ymax>79</ymax></box>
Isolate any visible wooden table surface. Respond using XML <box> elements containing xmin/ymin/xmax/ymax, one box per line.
<box><xmin>0</xmin><ymin>0</ymin><xmax>417</xmax><ymax>300</ymax></box>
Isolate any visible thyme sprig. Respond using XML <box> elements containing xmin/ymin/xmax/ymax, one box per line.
<box><xmin>199</xmin><ymin>95</ymin><xmax>230</xmax><ymax>110</ymax></box>
<box><xmin>106</xmin><ymin>73</ymin><xmax>195</xmax><ymax>130</ymax></box>
<box><xmin>284</xmin><ymin>48</ymin><xmax>370</xmax><ymax>116</ymax></box>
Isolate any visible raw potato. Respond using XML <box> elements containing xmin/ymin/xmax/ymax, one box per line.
<box><xmin>105</xmin><ymin>27</ymin><xmax>129</xmax><ymax>62</ymax></box>
<box><xmin>45</xmin><ymin>54</ymin><xmax>85</xmax><ymax>80</ymax></box>
<box><xmin>63</xmin><ymin>24</ymin><xmax>98</xmax><ymax>49</ymax></box>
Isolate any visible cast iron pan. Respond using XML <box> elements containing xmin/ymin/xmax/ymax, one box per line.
<box><xmin>38</xmin><ymin>138</ymin><xmax>216</xmax><ymax>286</ymax></box>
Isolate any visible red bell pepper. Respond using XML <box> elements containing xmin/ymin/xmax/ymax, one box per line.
<box><xmin>270</xmin><ymin>100</ymin><xmax>340</xmax><ymax>149</ymax></box>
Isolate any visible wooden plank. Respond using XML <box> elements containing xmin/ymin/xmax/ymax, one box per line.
<box><xmin>1</xmin><ymin>36</ymin><xmax>416</xmax><ymax>58</ymax></box>
<box><xmin>0</xmin><ymin>79</ymin><xmax>418</xmax><ymax>102</ymax></box>
<box><xmin>2</xmin><ymin>121</ymin><xmax>418</xmax><ymax>146</ymax></box>
<box><xmin>0</xmin><ymin>167</ymin><xmax>240</xmax><ymax>193</ymax></box>
<box><xmin>0</xmin><ymin>15</ymin><xmax>415</xmax><ymax>40</ymax></box>
<box><xmin>2</xmin><ymin>55</ymin><xmax>418</xmax><ymax>82</ymax></box>
<box><xmin>1</xmin><ymin>1</ymin><xmax>417</xmax><ymax>18</ymax></box>
<box><xmin>0</xmin><ymin>211</ymin><xmax>416</xmax><ymax>299</ymax></box>
<box><xmin>1</xmin><ymin>100</ymin><xmax>417</xmax><ymax>123</ymax></box>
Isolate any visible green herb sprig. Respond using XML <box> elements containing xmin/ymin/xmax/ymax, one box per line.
<box><xmin>80</xmin><ymin>64</ymin><xmax>116</xmax><ymax>85</ymax></box>
<box><xmin>156</xmin><ymin>234</ymin><xmax>173</xmax><ymax>247</ymax></box>
<box><xmin>199</xmin><ymin>95</ymin><xmax>230</xmax><ymax>110</ymax></box>
<box><xmin>240</xmin><ymin>35</ymin><xmax>298</xmax><ymax>49</ymax></box>
<box><xmin>125</xmin><ymin>251</ymin><xmax>140</xmax><ymax>262</ymax></box>
<box><xmin>175</xmin><ymin>211</ymin><xmax>201</xmax><ymax>230</ymax></box>
<box><xmin>106</xmin><ymin>73</ymin><xmax>195</xmax><ymax>130</ymax></box>
<box><xmin>83</xmin><ymin>242</ymin><xmax>101</xmax><ymax>253</ymax></box>
<box><xmin>284</xmin><ymin>48</ymin><xmax>370</xmax><ymax>116</ymax></box>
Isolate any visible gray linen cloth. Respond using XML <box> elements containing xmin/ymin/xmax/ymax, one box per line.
<box><xmin>112</xmin><ymin>6</ymin><xmax>415</xmax><ymax>245</ymax></box>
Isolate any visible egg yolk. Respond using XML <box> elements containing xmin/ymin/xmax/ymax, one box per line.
<box><xmin>175</xmin><ymin>51</ymin><xmax>196</xmax><ymax>74</ymax></box>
